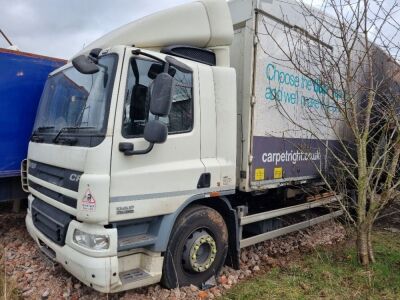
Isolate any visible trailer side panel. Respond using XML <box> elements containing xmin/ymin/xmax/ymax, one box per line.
<box><xmin>248</xmin><ymin>2</ymin><xmax>340</xmax><ymax>190</ymax></box>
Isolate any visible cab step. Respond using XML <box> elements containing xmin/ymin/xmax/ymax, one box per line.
<box><xmin>119</xmin><ymin>268</ymin><xmax>151</xmax><ymax>285</ymax></box>
<box><xmin>118</xmin><ymin>234</ymin><xmax>157</xmax><ymax>251</ymax></box>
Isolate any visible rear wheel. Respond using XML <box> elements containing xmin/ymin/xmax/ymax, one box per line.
<box><xmin>161</xmin><ymin>205</ymin><xmax>228</xmax><ymax>288</ymax></box>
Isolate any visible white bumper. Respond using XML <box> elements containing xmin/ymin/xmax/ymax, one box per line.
<box><xmin>26</xmin><ymin>208</ymin><xmax>163</xmax><ymax>293</ymax></box>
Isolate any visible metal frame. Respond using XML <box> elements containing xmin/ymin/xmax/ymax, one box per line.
<box><xmin>238</xmin><ymin>195</ymin><xmax>343</xmax><ymax>248</ymax></box>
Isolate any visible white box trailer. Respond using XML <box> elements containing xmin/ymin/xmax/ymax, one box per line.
<box><xmin>24</xmin><ymin>0</ymin><xmax>343</xmax><ymax>293</ymax></box>
<box><xmin>230</xmin><ymin>0</ymin><xmax>343</xmax><ymax>193</ymax></box>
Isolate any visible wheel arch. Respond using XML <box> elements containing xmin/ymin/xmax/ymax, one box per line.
<box><xmin>152</xmin><ymin>193</ymin><xmax>240</xmax><ymax>269</ymax></box>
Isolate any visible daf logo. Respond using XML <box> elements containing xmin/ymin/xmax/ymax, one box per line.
<box><xmin>69</xmin><ymin>174</ymin><xmax>81</xmax><ymax>182</ymax></box>
<box><xmin>30</xmin><ymin>162</ymin><xmax>37</xmax><ymax>169</ymax></box>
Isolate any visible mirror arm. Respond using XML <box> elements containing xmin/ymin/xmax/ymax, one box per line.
<box><xmin>132</xmin><ymin>49</ymin><xmax>165</xmax><ymax>64</ymax></box>
<box><xmin>132</xmin><ymin>49</ymin><xmax>170</xmax><ymax>73</ymax></box>
<box><xmin>124</xmin><ymin>143</ymin><xmax>154</xmax><ymax>156</ymax></box>
<box><xmin>165</xmin><ymin>56</ymin><xmax>192</xmax><ymax>73</ymax></box>
<box><xmin>163</xmin><ymin>61</ymin><xmax>170</xmax><ymax>73</ymax></box>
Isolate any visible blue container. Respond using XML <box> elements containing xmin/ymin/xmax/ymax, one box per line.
<box><xmin>0</xmin><ymin>48</ymin><xmax>65</xmax><ymax>201</ymax></box>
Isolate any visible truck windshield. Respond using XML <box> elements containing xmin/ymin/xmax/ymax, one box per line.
<box><xmin>32</xmin><ymin>54</ymin><xmax>117</xmax><ymax>147</ymax></box>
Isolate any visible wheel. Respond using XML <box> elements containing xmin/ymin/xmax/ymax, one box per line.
<box><xmin>161</xmin><ymin>205</ymin><xmax>228</xmax><ymax>288</ymax></box>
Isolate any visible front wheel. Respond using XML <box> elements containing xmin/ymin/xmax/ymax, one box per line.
<box><xmin>161</xmin><ymin>205</ymin><xmax>228</xmax><ymax>288</ymax></box>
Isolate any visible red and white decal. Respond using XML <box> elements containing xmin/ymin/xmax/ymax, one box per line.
<box><xmin>82</xmin><ymin>187</ymin><xmax>96</xmax><ymax>211</ymax></box>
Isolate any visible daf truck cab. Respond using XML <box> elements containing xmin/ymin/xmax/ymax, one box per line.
<box><xmin>25</xmin><ymin>0</ymin><xmax>342</xmax><ymax>293</ymax></box>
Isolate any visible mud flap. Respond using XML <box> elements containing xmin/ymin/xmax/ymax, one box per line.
<box><xmin>222</xmin><ymin>199</ymin><xmax>240</xmax><ymax>270</ymax></box>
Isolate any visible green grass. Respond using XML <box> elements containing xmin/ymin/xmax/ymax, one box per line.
<box><xmin>222</xmin><ymin>231</ymin><xmax>400</xmax><ymax>300</ymax></box>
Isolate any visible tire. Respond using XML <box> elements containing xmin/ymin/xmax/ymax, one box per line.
<box><xmin>161</xmin><ymin>205</ymin><xmax>228</xmax><ymax>289</ymax></box>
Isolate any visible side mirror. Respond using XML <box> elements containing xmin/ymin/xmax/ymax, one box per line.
<box><xmin>72</xmin><ymin>55</ymin><xmax>99</xmax><ymax>74</ymax></box>
<box><xmin>150</xmin><ymin>72</ymin><xmax>173</xmax><ymax>116</ymax></box>
<box><xmin>144</xmin><ymin>120</ymin><xmax>168</xmax><ymax>144</ymax></box>
<box><xmin>119</xmin><ymin>120</ymin><xmax>166</xmax><ymax>156</ymax></box>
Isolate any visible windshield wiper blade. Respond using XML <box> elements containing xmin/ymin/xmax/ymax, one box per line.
<box><xmin>31</xmin><ymin>126</ymin><xmax>55</xmax><ymax>142</ymax></box>
<box><xmin>37</xmin><ymin>126</ymin><xmax>55</xmax><ymax>131</ymax></box>
<box><xmin>32</xmin><ymin>126</ymin><xmax>55</xmax><ymax>135</ymax></box>
<box><xmin>53</xmin><ymin>126</ymin><xmax>95</xmax><ymax>144</ymax></box>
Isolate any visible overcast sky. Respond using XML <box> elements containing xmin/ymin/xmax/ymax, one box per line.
<box><xmin>1</xmin><ymin>0</ymin><xmax>398</xmax><ymax>59</ymax></box>
<box><xmin>0</xmin><ymin>0</ymin><xmax>191</xmax><ymax>59</ymax></box>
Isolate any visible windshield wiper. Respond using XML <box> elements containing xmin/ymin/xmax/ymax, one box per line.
<box><xmin>37</xmin><ymin>126</ymin><xmax>55</xmax><ymax>131</ymax></box>
<box><xmin>53</xmin><ymin>126</ymin><xmax>95</xmax><ymax>144</ymax></box>
<box><xmin>31</xmin><ymin>126</ymin><xmax>55</xmax><ymax>142</ymax></box>
<box><xmin>33</xmin><ymin>126</ymin><xmax>55</xmax><ymax>135</ymax></box>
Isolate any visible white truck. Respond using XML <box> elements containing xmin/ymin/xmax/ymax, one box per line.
<box><xmin>24</xmin><ymin>0</ymin><xmax>342</xmax><ymax>292</ymax></box>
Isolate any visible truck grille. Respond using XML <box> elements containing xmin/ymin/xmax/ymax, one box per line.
<box><xmin>29</xmin><ymin>181</ymin><xmax>77</xmax><ymax>208</ymax></box>
<box><xmin>28</xmin><ymin>160</ymin><xmax>82</xmax><ymax>192</ymax></box>
<box><xmin>31</xmin><ymin>198</ymin><xmax>73</xmax><ymax>246</ymax></box>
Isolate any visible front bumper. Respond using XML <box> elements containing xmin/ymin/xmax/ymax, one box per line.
<box><xmin>25</xmin><ymin>205</ymin><xmax>163</xmax><ymax>293</ymax></box>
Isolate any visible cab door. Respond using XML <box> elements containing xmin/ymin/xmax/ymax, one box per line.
<box><xmin>109</xmin><ymin>50</ymin><xmax>204</xmax><ymax>221</ymax></box>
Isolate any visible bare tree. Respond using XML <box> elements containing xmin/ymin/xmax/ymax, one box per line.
<box><xmin>256</xmin><ymin>0</ymin><xmax>400</xmax><ymax>265</ymax></box>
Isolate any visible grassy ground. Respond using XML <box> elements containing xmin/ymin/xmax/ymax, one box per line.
<box><xmin>222</xmin><ymin>231</ymin><xmax>400</xmax><ymax>300</ymax></box>
<box><xmin>0</xmin><ymin>247</ymin><xmax>19</xmax><ymax>300</ymax></box>
<box><xmin>1</xmin><ymin>230</ymin><xmax>398</xmax><ymax>299</ymax></box>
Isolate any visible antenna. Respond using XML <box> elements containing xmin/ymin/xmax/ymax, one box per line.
<box><xmin>0</xmin><ymin>29</ymin><xmax>13</xmax><ymax>46</ymax></box>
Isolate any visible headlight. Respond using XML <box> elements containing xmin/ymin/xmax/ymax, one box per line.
<box><xmin>73</xmin><ymin>229</ymin><xmax>109</xmax><ymax>250</ymax></box>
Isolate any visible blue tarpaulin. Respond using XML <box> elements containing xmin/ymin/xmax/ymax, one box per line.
<box><xmin>0</xmin><ymin>48</ymin><xmax>65</xmax><ymax>177</ymax></box>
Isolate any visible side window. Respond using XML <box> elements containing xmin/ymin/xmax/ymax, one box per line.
<box><xmin>122</xmin><ymin>58</ymin><xmax>193</xmax><ymax>137</ymax></box>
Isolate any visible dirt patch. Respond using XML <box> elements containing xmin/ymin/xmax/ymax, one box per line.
<box><xmin>0</xmin><ymin>205</ymin><xmax>346</xmax><ymax>299</ymax></box>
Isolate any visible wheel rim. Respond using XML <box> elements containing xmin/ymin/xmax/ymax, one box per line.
<box><xmin>182</xmin><ymin>229</ymin><xmax>217</xmax><ymax>273</ymax></box>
